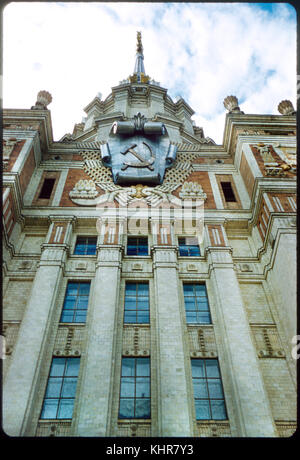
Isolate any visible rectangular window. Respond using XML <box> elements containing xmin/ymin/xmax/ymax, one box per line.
<box><xmin>220</xmin><ymin>182</ymin><xmax>236</xmax><ymax>202</ymax></box>
<box><xmin>74</xmin><ymin>236</ymin><xmax>97</xmax><ymax>255</ymax></box>
<box><xmin>183</xmin><ymin>283</ymin><xmax>211</xmax><ymax>324</ymax></box>
<box><xmin>127</xmin><ymin>237</ymin><xmax>148</xmax><ymax>256</ymax></box>
<box><xmin>191</xmin><ymin>359</ymin><xmax>227</xmax><ymax>420</ymax></box>
<box><xmin>124</xmin><ymin>282</ymin><xmax>149</xmax><ymax>324</ymax></box>
<box><xmin>38</xmin><ymin>178</ymin><xmax>56</xmax><ymax>199</ymax></box>
<box><xmin>119</xmin><ymin>357</ymin><xmax>151</xmax><ymax>419</ymax></box>
<box><xmin>178</xmin><ymin>237</ymin><xmax>200</xmax><ymax>256</ymax></box>
<box><xmin>60</xmin><ymin>281</ymin><xmax>90</xmax><ymax>323</ymax></box>
<box><xmin>40</xmin><ymin>357</ymin><xmax>80</xmax><ymax>420</ymax></box>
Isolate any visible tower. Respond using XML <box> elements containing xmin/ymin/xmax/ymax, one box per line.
<box><xmin>2</xmin><ymin>32</ymin><xmax>297</xmax><ymax>438</ymax></box>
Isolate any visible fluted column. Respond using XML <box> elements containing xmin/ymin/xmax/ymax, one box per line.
<box><xmin>205</xmin><ymin>224</ymin><xmax>277</xmax><ymax>437</ymax></box>
<box><xmin>152</xmin><ymin>245</ymin><xmax>193</xmax><ymax>436</ymax></box>
<box><xmin>3</xmin><ymin>216</ymin><xmax>75</xmax><ymax>436</ymax></box>
<box><xmin>75</xmin><ymin>217</ymin><xmax>123</xmax><ymax>436</ymax></box>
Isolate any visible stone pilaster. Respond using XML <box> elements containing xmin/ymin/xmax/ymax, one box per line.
<box><xmin>75</xmin><ymin>235</ymin><xmax>123</xmax><ymax>436</ymax></box>
<box><xmin>205</xmin><ymin>224</ymin><xmax>277</xmax><ymax>437</ymax></box>
<box><xmin>152</xmin><ymin>246</ymin><xmax>193</xmax><ymax>436</ymax></box>
<box><xmin>3</xmin><ymin>216</ymin><xmax>75</xmax><ymax>436</ymax></box>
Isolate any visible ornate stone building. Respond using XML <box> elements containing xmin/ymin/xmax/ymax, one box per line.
<box><xmin>2</xmin><ymin>33</ymin><xmax>297</xmax><ymax>437</ymax></box>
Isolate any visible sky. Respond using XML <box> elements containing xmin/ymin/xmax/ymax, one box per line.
<box><xmin>2</xmin><ymin>2</ymin><xmax>297</xmax><ymax>145</ymax></box>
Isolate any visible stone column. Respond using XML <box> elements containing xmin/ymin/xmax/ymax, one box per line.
<box><xmin>3</xmin><ymin>216</ymin><xmax>75</xmax><ymax>436</ymax></box>
<box><xmin>75</xmin><ymin>217</ymin><xmax>123</xmax><ymax>436</ymax></box>
<box><xmin>152</xmin><ymin>245</ymin><xmax>193</xmax><ymax>437</ymax></box>
<box><xmin>205</xmin><ymin>224</ymin><xmax>277</xmax><ymax>437</ymax></box>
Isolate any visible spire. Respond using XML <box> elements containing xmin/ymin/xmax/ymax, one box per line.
<box><xmin>130</xmin><ymin>31</ymin><xmax>150</xmax><ymax>84</ymax></box>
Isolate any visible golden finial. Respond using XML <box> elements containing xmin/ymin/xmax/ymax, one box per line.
<box><xmin>137</xmin><ymin>31</ymin><xmax>143</xmax><ymax>53</ymax></box>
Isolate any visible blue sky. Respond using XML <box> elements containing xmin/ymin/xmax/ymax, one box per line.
<box><xmin>3</xmin><ymin>2</ymin><xmax>297</xmax><ymax>144</ymax></box>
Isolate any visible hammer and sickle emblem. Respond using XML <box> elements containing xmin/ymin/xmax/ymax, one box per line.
<box><xmin>121</xmin><ymin>143</ymin><xmax>155</xmax><ymax>171</ymax></box>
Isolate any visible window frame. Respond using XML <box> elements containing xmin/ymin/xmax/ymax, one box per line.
<box><xmin>178</xmin><ymin>237</ymin><xmax>201</xmax><ymax>257</ymax></box>
<box><xmin>73</xmin><ymin>236</ymin><xmax>97</xmax><ymax>256</ymax></box>
<box><xmin>126</xmin><ymin>236</ymin><xmax>149</xmax><ymax>256</ymax></box>
<box><xmin>60</xmin><ymin>280</ymin><xmax>91</xmax><ymax>324</ymax></box>
<box><xmin>118</xmin><ymin>357</ymin><xmax>151</xmax><ymax>420</ymax></box>
<box><xmin>40</xmin><ymin>357</ymin><xmax>80</xmax><ymax>420</ymax></box>
<box><xmin>123</xmin><ymin>281</ymin><xmax>150</xmax><ymax>324</ymax></box>
<box><xmin>191</xmin><ymin>358</ymin><xmax>227</xmax><ymax>421</ymax></box>
<box><xmin>183</xmin><ymin>283</ymin><xmax>212</xmax><ymax>325</ymax></box>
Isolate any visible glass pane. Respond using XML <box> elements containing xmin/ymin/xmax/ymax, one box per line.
<box><xmin>137</xmin><ymin>283</ymin><xmax>149</xmax><ymax>295</ymax></box>
<box><xmin>124</xmin><ymin>298</ymin><xmax>137</xmax><ymax>310</ymax></box>
<box><xmin>79</xmin><ymin>283</ymin><xmax>90</xmax><ymax>294</ymax></box>
<box><xmin>208</xmin><ymin>380</ymin><xmax>224</xmax><ymax>399</ymax></box>
<box><xmin>136</xmin><ymin>358</ymin><xmax>150</xmax><ymax>376</ymax></box>
<box><xmin>119</xmin><ymin>399</ymin><xmax>134</xmax><ymax>418</ymax></box>
<box><xmin>60</xmin><ymin>311</ymin><xmax>74</xmax><ymax>323</ymax></box>
<box><xmin>74</xmin><ymin>244</ymin><xmax>85</xmax><ymax>255</ymax></box>
<box><xmin>64</xmin><ymin>297</ymin><xmax>77</xmax><ymax>309</ymax></box>
<box><xmin>193</xmin><ymin>380</ymin><xmax>208</xmax><ymax>399</ymax></box>
<box><xmin>74</xmin><ymin>311</ymin><xmax>87</xmax><ymax>323</ymax></box>
<box><xmin>185</xmin><ymin>298</ymin><xmax>195</xmax><ymax>311</ymax></box>
<box><xmin>61</xmin><ymin>378</ymin><xmax>78</xmax><ymax>398</ymax></box>
<box><xmin>57</xmin><ymin>399</ymin><xmax>74</xmax><ymax>419</ymax></box>
<box><xmin>186</xmin><ymin>312</ymin><xmax>197</xmax><ymax>323</ymax></box>
<box><xmin>67</xmin><ymin>283</ymin><xmax>78</xmax><ymax>296</ymax></box>
<box><xmin>195</xmin><ymin>399</ymin><xmax>211</xmax><ymax>420</ymax></box>
<box><xmin>179</xmin><ymin>247</ymin><xmax>189</xmax><ymax>256</ymax></box>
<box><xmin>50</xmin><ymin>358</ymin><xmax>66</xmax><ymax>376</ymax></box>
<box><xmin>191</xmin><ymin>359</ymin><xmax>205</xmax><ymax>378</ymax></box>
<box><xmin>196</xmin><ymin>298</ymin><xmax>209</xmax><ymax>309</ymax></box>
<box><xmin>77</xmin><ymin>296</ymin><xmax>89</xmax><ymax>308</ymax></box>
<box><xmin>195</xmin><ymin>284</ymin><xmax>206</xmax><ymax>294</ymax></box>
<box><xmin>45</xmin><ymin>378</ymin><xmax>63</xmax><ymax>398</ymax></box>
<box><xmin>120</xmin><ymin>377</ymin><xmax>135</xmax><ymax>397</ymax></box>
<box><xmin>211</xmin><ymin>400</ymin><xmax>227</xmax><ymax>420</ymax></box>
<box><xmin>41</xmin><ymin>399</ymin><xmax>59</xmax><ymax>419</ymax></box>
<box><xmin>65</xmin><ymin>358</ymin><xmax>80</xmax><ymax>376</ymax></box>
<box><xmin>183</xmin><ymin>284</ymin><xmax>194</xmax><ymax>294</ymax></box>
<box><xmin>197</xmin><ymin>312</ymin><xmax>211</xmax><ymax>324</ymax></box>
<box><xmin>124</xmin><ymin>311</ymin><xmax>137</xmax><ymax>323</ymax></box>
<box><xmin>137</xmin><ymin>312</ymin><xmax>149</xmax><ymax>324</ymax></box>
<box><xmin>189</xmin><ymin>246</ymin><xmax>200</xmax><ymax>256</ymax></box>
<box><xmin>135</xmin><ymin>399</ymin><xmax>150</xmax><ymax>418</ymax></box>
<box><xmin>136</xmin><ymin>378</ymin><xmax>150</xmax><ymax>398</ymax></box>
<box><xmin>127</xmin><ymin>245</ymin><xmax>137</xmax><ymax>255</ymax></box>
<box><xmin>137</xmin><ymin>246</ymin><xmax>148</xmax><ymax>256</ymax></box>
<box><xmin>122</xmin><ymin>358</ymin><xmax>135</xmax><ymax>377</ymax></box>
<box><xmin>86</xmin><ymin>246</ymin><xmax>96</xmax><ymax>255</ymax></box>
<box><xmin>137</xmin><ymin>299</ymin><xmax>149</xmax><ymax>310</ymax></box>
<box><xmin>205</xmin><ymin>360</ymin><xmax>220</xmax><ymax>378</ymax></box>
<box><xmin>126</xmin><ymin>283</ymin><xmax>137</xmax><ymax>294</ymax></box>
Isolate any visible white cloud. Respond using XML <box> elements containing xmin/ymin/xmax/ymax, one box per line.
<box><xmin>3</xmin><ymin>2</ymin><xmax>296</xmax><ymax>144</ymax></box>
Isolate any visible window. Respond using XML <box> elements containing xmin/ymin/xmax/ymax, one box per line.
<box><xmin>60</xmin><ymin>281</ymin><xmax>90</xmax><ymax>323</ymax></box>
<box><xmin>183</xmin><ymin>284</ymin><xmax>211</xmax><ymax>324</ymax></box>
<box><xmin>127</xmin><ymin>237</ymin><xmax>148</xmax><ymax>256</ymax></box>
<box><xmin>119</xmin><ymin>357</ymin><xmax>151</xmax><ymax>419</ymax></box>
<box><xmin>220</xmin><ymin>181</ymin><xmax>236</xmax><ymax>202</ymax></box>
<box><xmin>38</xmin><ymin>178</ymin><xmax>56</xmax><ymax>199</ymax></box>
<box><xmin>178</xmin><ymin>237</ymin><xmax>200</xmax><ymax>256</ymax></box>
<box><xmin>191</xmin><ymin>359</ymin><xmax>227</xmax><ymax>420</ymax></box>
<box><xmin>124</xmin><ymin>282</ymin><xmax>149</xmax><ymax>324</ymax></box>
<box><xmin>74</xmin><ymin>236</ymin><xmax>97</xmax><ymax>255</ymax></box>
<box><xmin>40</xmin><ymin>357</ymin><xmax>80</xmax><ymax>420</ymax></box>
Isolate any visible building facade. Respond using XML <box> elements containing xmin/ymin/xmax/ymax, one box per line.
<box><xmin>2</xmin><ymin>33</ymin><xmax>297</xmax><ymax>437</ymax></box>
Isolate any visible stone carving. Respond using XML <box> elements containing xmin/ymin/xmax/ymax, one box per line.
<box><xmin>179</xmin><ymin>181</ymin><xmax>207</xmax><ymax>200</ymax></box>
<box><xmin>31</xmin><ymin>90</ymin><xmax>52</xmax><ymax>110</ymax></box>
<box><xmin>223</xmin><ymin>95</ymin><xmax>243</xmax><ymax>113</ymax></box>
<box><xmin>255</xmin><ymin>144</ymin><xmax>276</xmax><ymax>164</ymax></box>
<box><xmin>277</xmin><ymin>100</ymin><xmax>296</xmax><ymax>116</ymax></box>
<box><xmin>101</xmin><ymin>112</ymin><xmax>177</xmax><ymax>185</ymax></box>
<box><xmin>3</xmin><ymin>138</ymin><xmax>19</xmax><ymax>160</ymax></box>
<box><xmin>69</xmin><ymin>180</ymin><xmax>99</xmax><ymax>199</ymax></box>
